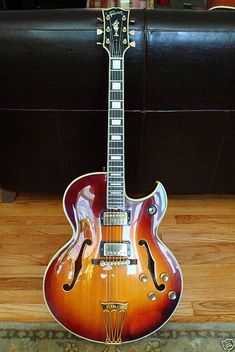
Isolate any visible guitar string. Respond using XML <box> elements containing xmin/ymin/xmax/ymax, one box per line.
<box><xmin>106</xmin><ymin>13</ymin><xmax>127</xmax><ymax>311</ymax></box>
<box><xmin>109</xmin><ymin>14</ymin><xmax>113</xmax><ymax>308</ymax></box>
<box><xmin>111</xmin><ymin>22</ymin><xmax>116</xmax><ymax>306</ymax></box>
<box><xmin>120</xmin><ymin>19</ymin><xmax>124</xmax><ymax>307</ymax></box>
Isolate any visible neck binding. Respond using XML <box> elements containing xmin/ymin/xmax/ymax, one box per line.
<box><xmin>106</xmin><ymin>57</ymin><xmax>125</xmax><ymax>209</ymax></box>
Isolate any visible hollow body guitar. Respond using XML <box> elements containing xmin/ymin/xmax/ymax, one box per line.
<box><xmin>44</xmin><ymin>8</ymin><xmax>183</xmax><ymax>345</ymax></box>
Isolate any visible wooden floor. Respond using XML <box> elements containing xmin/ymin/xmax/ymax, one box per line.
<box><xmin>0</xmin><ymin>193</ymin><xmax>235</xmax><ymax>323</ymax></box>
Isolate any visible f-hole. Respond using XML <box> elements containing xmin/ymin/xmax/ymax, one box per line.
<box><xmin>63</xmin><ymin>239</ymin><xmax>92</xmax><ymax>292</ymax></box>
<box><xmin>139</xmin><ymin>240</ymin><xmax>165</xmax><ymax>292</ymax></box>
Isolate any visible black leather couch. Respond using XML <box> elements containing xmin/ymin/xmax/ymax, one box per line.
<box><xmin>0</xmin><ymin>9</ymin><xmax>235</xmax><ymax>197</ymax></box>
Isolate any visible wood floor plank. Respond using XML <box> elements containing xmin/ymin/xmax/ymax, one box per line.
<box><xmin>170</xmin><ymin>315</ymin><xmax>235</xmax><ymax>322</ymax></box>
<box><xmin>0</xmin><ymin>266</ymin><xmax>46</xmax><ymax>277</ymax></box>
<box><xmin>0</xmin><ymin>304</ymin><xmax>53</xmax><ymax>321</ymax></box>
<box><xmin>175</xmin><ymin>214</ymin><xmax>235</xmax><ymax>224</ymax></box>
<box><xmin>0</xmin><ymin>254</ymin><xmax>51</xmax><ymax>266</ymax></box>
<box><xmin>166</xmin><ymin>243</ymin><xmax>235</xmax><ymax>264</ymax></box>
<box><xmin>0</xmin><ymin>290</ymin><xmax>44</xmax><ymax>304</ymax></box>
<box><xmin>0</xmin><ymin>278</ymin><xmax>43</xmax><ymax>290</ymax></box>
<box><xmin>0</xmin><ymin>194</ymin><xmax>234</xmax><ymax>323</ymax></box>
<box><xmin>193</xmin><ymin>301</ymin><xmax>235</xmax><ymax>316</ymax></box>
<box><xmin>161</xmin><ymin>225</ymin><xmax>235</xmax><ymax>244</ymax></box>
<box><xmin>181</xmin><ymin>264</ymin><xmax>235</xmax><ymax>301</ymax></box>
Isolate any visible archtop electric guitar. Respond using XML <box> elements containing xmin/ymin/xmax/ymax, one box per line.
<box><xmin>43</xmin><ymin>8</ymin><xmax>183</xmax><ymax>345</ymax></box>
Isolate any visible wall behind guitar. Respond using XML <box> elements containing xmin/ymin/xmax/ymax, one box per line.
<box><xmin>0</xmin><ymin>9</ymin><xmax>235</xmax><ymax>196</ymax></box>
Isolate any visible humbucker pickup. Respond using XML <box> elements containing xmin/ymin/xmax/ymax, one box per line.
<box><xmin>100</xmin><ymin>241</ymin><xmax>131</xmax><ymax>257</ymax></box>
<box><xmin>101</xmin><ymin>211</ymin><xmax>131</xmax><ymax>226</ymax></box>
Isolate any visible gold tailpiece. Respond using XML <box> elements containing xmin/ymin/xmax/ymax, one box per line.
<box><xmin>101</xmin><ymin>302</ymin><xmax>128</xmax><ymax>344</ymax></box>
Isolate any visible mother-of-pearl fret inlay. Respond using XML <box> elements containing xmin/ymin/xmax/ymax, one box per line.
<box><xmin>111</xmin><ymin>135</ymin><xmax>121</xmax><ymax>140</ymax></box>
<box><xmin>112</xmin><ymin>59</ymin><xmax>121</xmax><ymax>69</ymax></box>
<box><xmin>110</xmin><ymin>155</ymin><xmax>121</xmax><ymax>160</ymax></box>
<box><xmin>112</xmin><ymin>82</ymin><xmax>121</xmax><ymax>90</ymax></box>
<box><xmin>107</xmin><ymin>57</ymin><xmax>125</xmax><ymax>209</ymax></box>
<box><xmin>112</xmin><ymin>101</ymin><xmax>121</xmax><ymax>109</ymax></box>
<box><xmin>111</xmin><ymin>120</ymin><xmax>121</xmax><ymax>125</ymax></box>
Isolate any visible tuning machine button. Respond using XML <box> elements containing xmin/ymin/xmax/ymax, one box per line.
<box><xmin>139</xmin><ymin>273</ymin><xmax>148</xmax><ymax>283</ymax></box>
<box><xmin>96</xmin><ymin>17</ymin><xmax>104</xmax><ymax>23</ymax></box>
<box><xmin>148</xmin><ymin>292</ymin><xmax>157</xmax><ymax>301</ymax></box>
<box><xmin>147</xmin><ymin>205</ymin><xmax>157</xmax><ymax>216</ymax></box>
<box><xmin>168</xmin><ymin>291</ymin><xmax>177</xmax><ymax>300</ymax></box>
<box><xmin>96</xmin><ymin>29</ymin><xmax>103</xmax><ymax>35</ymax></box>
<box><xmin>129</xmin><ymin>30</ymin><xmax>135</xmax><ymax>36</ymax></box>
<box><xmin>96</xmin><ymin>42</ymin><xmax>103</xmax><ymax>46</ymax></box>
<box><xmin>129</xmin><ymin>19</ymin><xmax>135</xmax><ymax>24</ymax></box>
<box><xmin>130</xmin><ymin>41</ymin><xmax>136</xmax><ymax>48</ymax></box>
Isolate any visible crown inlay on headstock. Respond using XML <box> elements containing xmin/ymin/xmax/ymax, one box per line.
<box><xmin>96</xmin><ymin>8</ymin><xmax>135</xmax><ymax>57</ymax></box>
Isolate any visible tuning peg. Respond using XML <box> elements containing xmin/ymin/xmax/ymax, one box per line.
<box><xmin>129</xmin><ymin>30</ymin><xmax>135</xmax><ymax>36</ymax></box>
<box><xmin>129</xmin><ymin>19</ymin><xmax>135</xmax><ymax>24</ymax></box>
<box><xmin>96</xmin><ymin>42</ymin><xmax>103</xmax><ymax>46</ymax></box>
<box><xmin>130</xmin><ymin>41</ymin><xmax>136</xmax><ymax>48</ymax></box>
<box><xmin>97</xmin><ymin>29</ymin><xmax>103</xmax><ymax>35</ymax></box>
<box><xmin>97</xmin><ymin>17</ymin><xmax>104</xmax><ymax>23</ymax></box>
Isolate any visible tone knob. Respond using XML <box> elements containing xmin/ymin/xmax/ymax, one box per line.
<box><xmin>168</xmin><ymin>291</ymin><xmax>177</xmax><ymax>300</ymax></box>
<box><xmin>148</xmin><ymin>292</ymin><xmax>157</xmax><ymax>301</ymax></box>
<box><xmin>139</xmin><ymin>274</ymin><xmax>148</xmax><ymax>283</ymax></box>
<box><xmin>160</xmin><ymin>273</ymin><xmax>169</xmax><ymax>282</ymax></box>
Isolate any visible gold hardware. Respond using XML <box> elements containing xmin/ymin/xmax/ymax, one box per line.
<box><xmin>96</xmin><ymin>42</ymin><xmax>103</xmax><ymax>46</ymax></box>
<box><xmin>130</xmin><ymin>19</ymin><xmax>135</xmax><ymax>24</ymax></box>
<box><xmin>106</xmin><ymin>26</ymin><xmax>110</xmax><ymax>32</ymax></box>
<box><xmin>160</xmin><ymin>273</ymin><xmax>169</xmax><ymax>282</ymax></box>
<box><xmin>97</xmin><ymin>17</ymin><xmax>104</xmax><ymax>23</ymax></box>
<box><xmin>139</xmin><ymin>273</ymin><xmax>148</xmax><ymax>283</ymax></box>
<box><xmin>122</xmin><ymin>27</ymin><xmax>127</xmax><ymax>33</ymax></box>
<box><xmin>129</xmin><ymin>30</ymin><xmax>135</xmax><ymax>35</ymax></box>
<box><xmin>106</xmin><ymin>39</ymin><xmax>110</xmax><ymax>44</ymax></box>
<box><xmin>130</xmin><ymin>41</ymin><xmax>136</xmax><ymax>48</ymax></box>
<box><xmin>103</xmin><ymin>212</ymin><xmax>128</xmax><ymax>226</ymax></box>
<box><xmin>102</xmin><ymin>302</ymin><xmax>128</xmax><ymax>344</ymax></box>
<box><xmin>148</xmin><ymin>292</ymin><xmax>157</xmax><ymax>301</ymax></box>
<box><xmin>122</xmin><ymin>15</ymin><xmax>126</xmax><ymax>20</ymax></box>
<box><xmin>123</xmin><ymin>39</ymin><xmax>127</xmax><ymax>44</ymax></box>
<box><xmin>97</xmin><ymin>29</ymin><xmax>103</xmax><ymax>35</ymax></box>
<box><xmin>106</xmin><ymin>15</ymin><xmax>110</xmax><ymax>20</ymax></box>
<box><xmin>168</xmin><ymin>291</ymin><xmax>177</xmax><ymax>300</ymax></box>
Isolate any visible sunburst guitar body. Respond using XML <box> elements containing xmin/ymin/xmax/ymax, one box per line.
<box><xmin>43</xmin><ymin>8</ymin><xmax>183</xmax><ymax>345</ymax></box>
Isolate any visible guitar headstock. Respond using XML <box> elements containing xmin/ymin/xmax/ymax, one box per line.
<box><xmin>97</xmin><ymin>8</ymin><xmax>135</xmax><ymax>57</ymax></box>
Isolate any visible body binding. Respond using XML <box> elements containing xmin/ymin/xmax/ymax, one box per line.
<box><xmin>43</xmin><ymin>172</ymin><xmax>182</xmax><ymax>344</ymax></box>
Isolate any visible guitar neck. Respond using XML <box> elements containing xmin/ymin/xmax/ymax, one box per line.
<box><xmin>106</xmin><ymin>57</ymin><xmax>125</xmax><ymax>209</ymax></box>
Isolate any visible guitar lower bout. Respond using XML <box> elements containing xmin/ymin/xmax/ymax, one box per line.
<box><xmin>43</xmin><ymin>172</ymin><xmax>183</xmax><ymax>344</ymax></box>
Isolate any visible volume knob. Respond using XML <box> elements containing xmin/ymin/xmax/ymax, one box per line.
<box><xmin>139</xmin><ymin>274</ymin><xmax>148</xmax><ymax>283</ymax></box>
<box><xmin>148</xmin><ymin>292</ymin><xmax>157</xmax><ymax>301</ymax></box>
